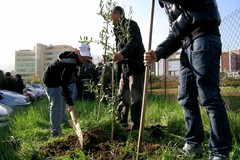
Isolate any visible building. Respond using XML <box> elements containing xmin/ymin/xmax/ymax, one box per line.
<box><xmin>15</xmin><ymin>43</ymin><xmax>74</xmax><ymax>79</ymax></box>
<box><xmin>15</xmin><ymin>49</ymin><xmax>35</xmax><ymax>78</ymax></box>
<box><xmin>221</xmin><ymin>50</ymin><xmax>240</xmax><ymax>72</ymax></box>
<box><xmin>153</xmin><ymin>52</ymin><xmax>180</xmax><ymax>77</ymax></box>
<box><xmin>221</xmin><ymin>49</ymin><xmax>240</xmax><ymax>79</ymax></box>
<box><xmin>152</xmin><ymin>50</ymin><xmax>240</xmax><ymax>79</ymax></box>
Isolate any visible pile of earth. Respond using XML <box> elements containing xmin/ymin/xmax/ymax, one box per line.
<box><xmin>31</xmin><ymin>125</ymin><xmax>165</xmax><ymax>160</ymax></box>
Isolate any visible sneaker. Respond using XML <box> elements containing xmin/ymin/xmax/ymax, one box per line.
<box><xmin>182</xmin><ymin>143</ymin><xmax>203</xmax><ymax>157</ymax></box>
<box><xmin>209</xmin><ymin>153</ymin><xmax>230</xmax><ymax>160</ymax></box>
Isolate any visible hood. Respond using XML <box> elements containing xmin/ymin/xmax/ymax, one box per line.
<box><xmin>0</xmin><ymin>90</ymin><xmax>27</xmax><ymax>99</ymax></box>
<box><xmin>0</xmin><ymin>103</ymin><xmax>13</xmax><ymax>116</ymax></box>
<box><xmin>58</xmin><ymin>51</ymin><xmax>78</xmax><ymax>64</ymax></box>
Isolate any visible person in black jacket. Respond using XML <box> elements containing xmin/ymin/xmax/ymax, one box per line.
<box><xmin>112</xmin><ymin>6</ymin><xmax>145</xmax><ymax>130</ymax></box>
<box><xmin>144</xmin><ymin>0</ymin><xmax>232</xmax><ymax>159</ymax></box>
<box><xmin>43</xmin><ymin>43</ymin><xmax>91</xmax><ymax>137</ymax></box>
<box><xmin>4</xmin><ymin>72</ymin><xmax>16</xmax><ymax>92</ymax></box>
<box><xmin>0</xmin><ymin>70</ymin><xmax>6</xmax><ymax>90</ymax></box>
<box><xmin>15</xmin><ymin>74</ymin><xmax>25</xmax><ymax>94</ymax></box>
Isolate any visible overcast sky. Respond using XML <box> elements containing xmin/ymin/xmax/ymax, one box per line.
<box><xmin>0</xmin><ymin>0</ymin><xmax>239</xmax><ymax>72</ymax></box>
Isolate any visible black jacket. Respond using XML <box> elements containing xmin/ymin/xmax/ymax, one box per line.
<box><xmin>114</xmin><ymin>18</ymin><xmax>145</xmax><ymax>76</ymax></box>
<box><xmin>15</xmin><ymin>79</ymin><xmax>25</xmax><ymax>94</ymax></box>
<box><xmin>156</xmin><ymin>0</ymin><xmax>221</xmax><ymax>60</ymax></box>
<box><xmin>43</xmin><ymin>51</ymin><xmax>82</xmax><ymax>106</ymax></box>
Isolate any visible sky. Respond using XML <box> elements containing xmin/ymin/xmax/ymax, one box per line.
<box><xmin>0</xmin><ymin>0</ymin><xmax>240</xmax><ymax>72</ymax></box>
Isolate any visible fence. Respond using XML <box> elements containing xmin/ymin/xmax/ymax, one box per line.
<box><xmin>149</xmin><ymin>8</ymin><xmax>240</xmax><ymax>112</ymax></box>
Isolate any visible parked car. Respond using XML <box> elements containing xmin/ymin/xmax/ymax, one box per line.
<box><xmin>23</xmin><ymin>88</ymin><xmax>39</xmax><ymax>102</ymax></box>
<box><xmin>29</xmin><ymin>83</ymin><xmax>46</xmax><ymax>97</ymax></box>
<box><xmin>30</xmin><ymin>83</ymin><xmax>45</xmax><ymax>90</ymax></box>
<box><xmin>0</xmin><ymin>90</ymin><xmax>31</xmax><ymax>110</ymax></box>
<box><xmin>26</xmin><ymin>84</ymin><xmax>45</xmax><ymax>98</ymax></box>
<box><xmin>0</xmin><ymin>103</ymin><xmax>13</xmax><ymax>127</ymax></box>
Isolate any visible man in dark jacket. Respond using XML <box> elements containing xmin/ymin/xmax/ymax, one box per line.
<box><xmin>43</xmin><ymin>42</ymin><xmax>91</xmax><ymax>136</ymax></box>
<box><xmin>144</xmin><ymin>0</ymin><xmax>232</xmax><ymax>159</ymax></box>
<box><xmin>4</xmin><ymin>72</ymin><xmax>16</xmax><ymax>92</ymax></box>
<box><xmin>15</xmin><ymin>74</ymin><xmax>25</xmax><ymax>94</ymax></box>
<box><xmin>112</xmin><ymin>6</ymin><xmax>145</xmax><ymax>130</ymax></box>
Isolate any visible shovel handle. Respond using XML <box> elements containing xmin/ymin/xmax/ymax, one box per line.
<box><xmin>70</xmin><ymin>110</ymin><xmax>77</xmax><ymax>125</ymax></box>
<box><xmin>69</xmin><ymin>110</ymin><xmax>84</xmax><ymax>149</ymax></box>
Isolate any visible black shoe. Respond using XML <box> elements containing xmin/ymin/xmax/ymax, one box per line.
<box><xmin>115</xmin><ymin>116</ymin><xmax>128</xmax><ymax>128</ymax></box>
<box><xmin>51</xmin><ymin>131</ymin><xmax>65</xmax><ymax>137</ymax></box>
<box><xmin>62</xmin><ymin>123</ymin><xmax>72</xmax><ymax>129</ymax></box>
<box><xmin>116</xmin><ymin>120</ymin><xmax>128</xmax><ymax>129</ymax></box>
<box><xmin>125</xmin><ymin>123</ymin><xmax>139</xmax><ymax>131</ymax></box>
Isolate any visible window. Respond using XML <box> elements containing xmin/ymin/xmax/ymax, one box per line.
<box><xmin>16</xmin><ymin>68</ymin><xmax>35</xmax><ymax>72</ymax></box>
<box><xmin>16</xmin><ymin>63</ymin><xmax>35</xmax><ymax>67</ymax></box>
<box><xmin>46</xmin><ymin>51</ymin><xmax>61</xmax><ymax>55</ymax></box>
<box><xmin>16</xmin><ymin>58</ymin><xmax>35</xmax><ymax>62</ymax></box>
<box><xmin>16</xmin><ymin>53</ymin><xmax>35</xmax><ymax>56</ymax></box>
<box><xmin>169</xmin><ymin>60</ymin><xmax>179</xmax><ymax>71</ymax></box>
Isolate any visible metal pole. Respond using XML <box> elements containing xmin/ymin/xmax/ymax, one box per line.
<box><xmin>136</xmin><ymin>0</ymin><xmax>155</xmax><ymax>159</ymax></box>
<box><xmin>164</xmin><ymin>59</ymin><xmax>167</xmax><ymax>99</ymax></box>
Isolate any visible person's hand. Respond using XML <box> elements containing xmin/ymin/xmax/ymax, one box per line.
<box><xmin>67</xmin><ymin>105</ymin><xmax>74</xmax><ymax>112</ymax></box>
<box><xmin>114</xmin><ymin>53</ymin><xmax>124</xmax><ymax>63</ymax></box>
<box><xmin>144</xmin><ymin>50</ymin><xmax>157</xmax><ymax>66</ymax></box>
<box><xmin>102</xmin><ymin>54</ymin><xmax>109</xmax><ymax>63</ymax></box>
<box><xmin>73</xmin><ymin>48</ymin><xmax>80</xmax><ymax>55</ymax></box>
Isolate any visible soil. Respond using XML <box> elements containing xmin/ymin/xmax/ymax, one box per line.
<box><xmin>32</xmin><ymin>125</ymin><xmax>165</xmax><ymax>160</ymax></box>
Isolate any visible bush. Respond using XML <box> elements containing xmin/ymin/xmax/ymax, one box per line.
<box><xmin>221</xmin><ymin>78</ymin><xmax>240</xmax><ymax>88</ymax></box>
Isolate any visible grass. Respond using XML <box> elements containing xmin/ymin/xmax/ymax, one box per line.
<box><xmin>0</xmin><ymin>95</ymin><xmax>239</xmax><ymax>160</ymax></box>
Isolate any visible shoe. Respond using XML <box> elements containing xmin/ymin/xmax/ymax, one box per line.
<box><xmin>62</xmin><ymin>123</ymin><xmax>72</xmax><ymax>129</ymax></box>
<box><xmin>182</xmin><ymin>142</ymin><xmax>203</xmax><ymax>157</ymax></box>
<box><xmin>115</xmin><ymin>117</ymin><xmax>128</xmax><ymax>128</ymax></box>
<box><xmin>121</xmin><ymin>123</ymin><xmax>128</xmax><ymax>128</ymax></box>
<box><xmin>125</xmin><ymin>123</ymin><xmax>139</xmax><ymax>131</ymax></box>
<box><xmin>51</xmin><ymin>132</ymin><xmax>65</xmax><ymax>137</ymax></box>
<box><xmin>209</xmin><ymin>152</ymin><xmax>229</xmax><ymax>160</ymax></box>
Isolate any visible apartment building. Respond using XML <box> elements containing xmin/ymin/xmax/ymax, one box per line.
<box><xmin>221</xmin><ymin>50</ymin><xmax>240</xmax><ymax>72</ymax></box>
<box><xmin>154</xmin><ymin>52</ymin><xmax>180</xmax><ymax>77</ymax></box>
<box><xmin>15</xmin><ymin>49</ymin><xmax>35</xmax><ymax>78</ymax></box>
<box><xmin>15</xmin><ymin>43</ymin><xmax>74</xmax><ymax>79</ymax></box>
<box><xmin>221</xmin><ymin>49</ymin><xmax>240</xmax><ymax>79</ymax></box>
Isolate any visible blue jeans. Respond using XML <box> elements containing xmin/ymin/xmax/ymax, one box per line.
<box><xmin>178</xmin><ymin>35</ymin><xmax>232</xmax><ymax>155</ymax></box>
<box><xmin>46</xmin><ymin>87</ymin><xmax>69</xmax><ymax>135</ymax></box>
<box><xmin>68</xmin><ymin>83</ymin><xmax>78</xmax><ymax>102</ymax></box>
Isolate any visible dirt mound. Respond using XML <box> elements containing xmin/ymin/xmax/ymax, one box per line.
<box><xmin>33</xmin><ymin>126</ymin><xmax>164</xmax><ymax>159</ymax></box>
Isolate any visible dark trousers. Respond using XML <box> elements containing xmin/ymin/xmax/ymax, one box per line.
<box><xmin>117</xmin><ymin>72</ymin><xmax>144</xmax><ymax>127</ymax></box>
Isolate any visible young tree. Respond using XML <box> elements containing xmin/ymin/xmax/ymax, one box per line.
<box><xmin>97</xmin><ymin>0</ymin><xmax>133</xmax><ymax>140</ymax></box>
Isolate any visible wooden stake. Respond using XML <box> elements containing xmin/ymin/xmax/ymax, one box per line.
<box><xmin>111</xmin><ymin>61</ymin><xmax>115</xmax><ymax>141</ymax></box>
<box><xmin>137</xmin><ymin>0</ymin><xmax>155</xmax><ymax>159</ymax></box>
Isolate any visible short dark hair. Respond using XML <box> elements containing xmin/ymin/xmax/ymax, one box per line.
<box><xmin>113</xmin><ymin>6</ymin><xmax>124</xmax><ymax>16</ymax></box>
<box><xmin>5</xmin><ymin>72</ymin><xmax>11</xmax><ymax>77</ymax></box>
<box><xmin>15</xmin><ymin>74</ymin><xmax>22</xmax><ymax>79</ymax></box>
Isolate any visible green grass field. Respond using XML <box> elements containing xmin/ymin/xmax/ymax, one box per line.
<box><xmin>0</xmin><ymin>95</ymin><xmax>239</xmax><ymax>160</ymax></box>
